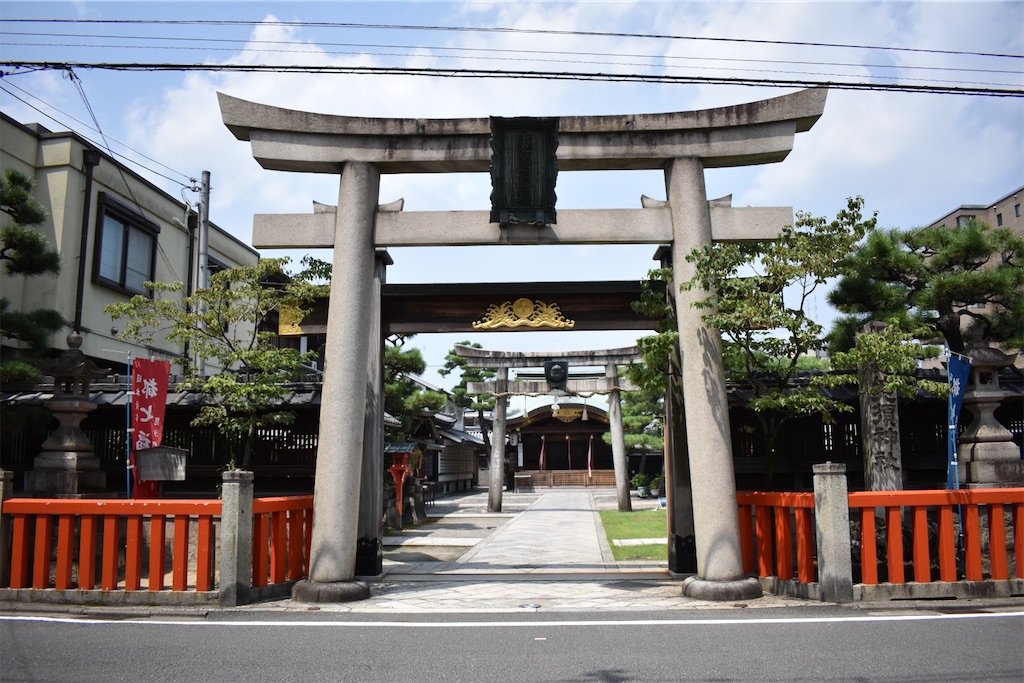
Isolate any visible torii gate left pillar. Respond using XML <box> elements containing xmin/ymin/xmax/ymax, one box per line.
<box><xmin>291</xmin><ymin>163</ymin><xmax>378</xmax><ymax>603</ymax></box>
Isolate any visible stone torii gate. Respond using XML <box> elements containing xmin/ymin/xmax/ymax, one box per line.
<box><xmin>219</xmin><ymin>88</ymin><xmax>827</xmax><ymax>602</ymax></box>
<box><xmin>456</xmin><ymin>344</ymin><xmax>642</xmax><ymax>514</ymax></box>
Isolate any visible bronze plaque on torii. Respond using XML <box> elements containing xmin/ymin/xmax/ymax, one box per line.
<box><xmin>489</xmin><ymin>116</ymin><xmax>559</xmax><ymax>227</ymax></box>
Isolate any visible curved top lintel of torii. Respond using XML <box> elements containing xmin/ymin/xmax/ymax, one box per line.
<box><xmin>218</xmin><ymin>88</ymin><xmax>827</xmax><ymax>174</ymax></box>
<box><xmin>454</xmin><ymin>343</ymin><xmax>642</xmax><ymax>369</ymax></box>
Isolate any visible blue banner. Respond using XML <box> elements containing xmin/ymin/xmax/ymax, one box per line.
<box><xmin>947</xmin><ymin>354</ymin><xmax>971</xmax><ymax>489</ymax></box>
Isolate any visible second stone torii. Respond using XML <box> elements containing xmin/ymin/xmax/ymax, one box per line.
<box><xmin>458</xmin><ymin>344</ymin><xmax>642</xmax><ymax>514</ymax></box>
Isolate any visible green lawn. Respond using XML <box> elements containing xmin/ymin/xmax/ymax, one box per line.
<box><xmin>598</xmin><ymin>508</ymin><xmax>668</xmax><ymax>561</ymax></box>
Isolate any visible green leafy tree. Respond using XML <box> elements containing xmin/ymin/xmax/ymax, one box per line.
<box><xmin>681</xmin><ymin>197</ymin><xmax>877</xmax><ymax>486</ymax></box>
<box><xmin>438</xmin><ymin>341</ymin><xmax>496</xmax><ymax>451</ymax></box>
<box><xmin>0</xmin><ymin>168</ymin><xmax>66</xmax><ymax>387</ymax></box>
<box><xmin>383</xmin><ymin>335</ymin><xmax>447</xmax><ymax>438</ymax></box>
<box><xmin>105</xmin><ymin>258</ymin><xmax>320</xmax><ymax>469</ymax></box>
<box><xmin>817</xmin><ymin>320</ymin><xmax>948</xmax><ymax>490</ymax></box>
<box><xmin>828</xmin><ymin>220</ymin><xmax>1024</xmax><ymax>354</ymax></box>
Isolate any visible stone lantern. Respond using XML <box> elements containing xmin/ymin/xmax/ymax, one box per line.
<box><xmin>959</xmin><ymin>333</ymin><xmax>1023</xmax><ymax>487</ymax></box>
<box><xmin>25</xmin><ymin>332</ymin><xmax>110</xmax><ymax>497</ymax></box>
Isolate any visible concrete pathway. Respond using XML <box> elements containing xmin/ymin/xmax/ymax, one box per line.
<box><xmin>450</xmin><ymin>489</ymin><xmax>617</xmax><ymax>572</ymax></box>
<box><xmin>382</xmin><ymin>488</ymin><xmax>661</xmax><ymax>577</ymax></box>
<box><xmin>240</xmin><ymin>488</ymin><xmax>815</xmax><ymax>613</ymax></box>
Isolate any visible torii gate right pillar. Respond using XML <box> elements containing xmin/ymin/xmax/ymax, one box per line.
<box><xmin>668</xmin><ymin>157</ymin><xmax>762</xmax><ymax>600</ymax></box>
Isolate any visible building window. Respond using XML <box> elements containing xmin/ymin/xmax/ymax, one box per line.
<box><xmin>1016</xmin><ymin>203</ymin><xmax>1021</xmax><ymax>218</ymax></box>
<box><xmin>996</xmin><ymin>213</ymin><xmax>1003</xmax><ymax>226</ymax></box>
<box><xmin>956</xmin><ymin>215</ymin><xmax>975</xmax><ymax>228</ymax></box>
<box><xmin>93</xmin><ymin>193</ymin><xmax>160</xmax><ymax>295</ymax></box>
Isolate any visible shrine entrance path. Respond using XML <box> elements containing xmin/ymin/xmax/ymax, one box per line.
<box><xmin>381</xmin><ymin>488</ymin><xmax>667</xmax><ymax>578</ymax></box>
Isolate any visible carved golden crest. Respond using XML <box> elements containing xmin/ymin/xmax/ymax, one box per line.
<box><xmin>472</xmin><ymin>297</ymin><xmax>575</xmax><ymax>330</ymax></box>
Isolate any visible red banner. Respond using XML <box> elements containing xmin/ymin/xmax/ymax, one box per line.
<box><xmin>131</xmin><ymin>358</ymin><xmax>171</xmax><ymax>498</ymax></box>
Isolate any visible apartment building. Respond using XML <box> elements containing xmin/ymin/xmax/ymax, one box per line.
<box><xmin>929</xmin><ymin>184</ymin><xmax>1024</xmax><ymax>237</ymax></box>
<box><xmin>1</xmin><ymin>112</ymin><xmax>259</xmax><ymax>374</ymax></box>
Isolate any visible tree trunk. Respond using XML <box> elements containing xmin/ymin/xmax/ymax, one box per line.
<box><xmin>240</xmin><ymin>421</ymin><xmax>256</xmax><ymax>471</ymax></box>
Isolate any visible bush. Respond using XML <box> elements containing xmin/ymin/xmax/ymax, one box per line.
<box><xmin>631</xmin><ymin>472</ymin><xmax>650</xmax><ymax>488</ymax></box>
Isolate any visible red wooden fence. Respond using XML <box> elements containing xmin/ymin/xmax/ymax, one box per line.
<box><xmin>2</xmin><ymin>495</ymin><xmax>315</xmax><ymax>594</ymax></box>
<box><xmin>4</xmin><ymin>498</ymin><xmax>220</xmax><ymax>591</ymax></box>
<box><xmin>251</xmin><ymin>496</ymin><xmax>313</xmax><ymax>587</ymax></box>
<box><xmin>848</xmin><ymin>488</ymin><xmax>1023</xmax><ymax>585</ymax></box>
<box><xmin>738</xmin><ymin>488</ymin><xmax>1023</xmax><ymax>587</ymax></box>
<box><xmin>737</xmin><ymin>491</ymin><xmax>817</xmax><ymax>583</ymax></box>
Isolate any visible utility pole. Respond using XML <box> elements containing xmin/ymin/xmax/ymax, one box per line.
<box><xmin>199</xmin><ymin>171</ymin><xmax>210</xmax><ymax>291</ymax></box>
<box><xmin>196</xmin><ymin>171</ymin><xmax>211</xmax><ymax>376</ymax></box>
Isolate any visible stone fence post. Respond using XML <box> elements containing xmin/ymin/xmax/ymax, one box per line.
<box><xmin>813</xmin><ymin>462</ymin><xmax>854</xmax><ymax>603</ymax></box>
<box><xmin>219</xmin><ymin>470</ymin><xmax>254</xmax><ymax>607</ymax></box>
<box><xmin>0</xmin><ymin>470</ymin><xmax>12</xmax><ymax>587</ymax></box>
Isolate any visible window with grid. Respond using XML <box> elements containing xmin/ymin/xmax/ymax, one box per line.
<box><xmin>93</xmin><ymin>193</ymin><xmax>160</xmax><ymax>295</ymax></box>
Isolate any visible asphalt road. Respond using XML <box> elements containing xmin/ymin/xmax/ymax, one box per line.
<box><xmin>2</xmin><ymin>606</ymin><xmax>1022</xmax><ymax>683</ymax></box>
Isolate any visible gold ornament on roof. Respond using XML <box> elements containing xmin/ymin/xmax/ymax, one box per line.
<box><xmin>472</xmin><ymin>297</ymin><xmax>575</xmax><ymax>330</ymax></box>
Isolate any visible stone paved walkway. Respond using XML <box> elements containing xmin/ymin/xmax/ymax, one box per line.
<box><xmin>382</xmin><ymin>487</ymin><xmax>662</xmax><ymax>576</ymax></box>
<box><xmin>234</xmin><ymin>488</ymin><xmax>816</xmax><ymax>613</ymax></box>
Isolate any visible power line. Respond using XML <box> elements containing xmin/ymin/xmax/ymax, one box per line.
<box><xmin>3</xmin><ymin>18</ymin><xmax>1021</xmax><ymax>61</ymax></box>
<box><xmin>9</xmin><ymin>41</ymin><xmax>1020</xmax><ymax>88</ymax></box>
<box><xmin>2</xmin><ymin>62</ymin><xmax>1021</xmax><ymax>97</ymax></box>
<box><xmin>3</xmin><ymin>30</ymin><xmax>1021</xmax><ymax>78</ymax></box>
<box><xmin>0</xmin><ymin>81</ymin><xmax>196</xmax><ymax>187</ymax></box>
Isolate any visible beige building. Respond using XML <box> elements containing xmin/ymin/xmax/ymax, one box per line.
<box><xmin>0</xmin><ymin>112</ymin><xmax>259</xmax><ymax>374</ymax></box>
<box><xmin>929</xmin><ymin>184</ymin><xmax>1024</xmax><ymax>237</ymax></box>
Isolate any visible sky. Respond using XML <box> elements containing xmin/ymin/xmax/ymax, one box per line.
<box><xmin>1</xmin><ymin>1</ymin><xmax>1022</xmax><ymax>389</ymax></box>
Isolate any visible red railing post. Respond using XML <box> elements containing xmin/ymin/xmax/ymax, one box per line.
<box><xmin>987</xmin><ymin>504</ymin><xmax>1008</xmax><ymax>581</ymax></box>
<box><xmin>33</xmin><ymin>515</ymin><xmax>53</xmax><ymax>589</ymax></box>
<box><xmin>775</xmin><ymin>506</ymin><xmax>793</xmax><ymax>580</ymax></box>
<box><xmin>78</xmin><ymin>514</ymin><xmax>97</xmax><ymax>589</ymax></box>
<box><xmin>125</xmin><ymin>515</ymin><xmax>144</xmax><ymax>591</ymax></box>
<box><xmin>55</xmin><ymin>514</ymin><xmax>75</xmax><ymax>590</ymax></box>
<box><xmin>196</xmin><ymin>515</ymin><xmax>215</xmax><ymax>592</ymax></box>
<box><xmin>149</xmin><ymin>515</ymin><xmax>167</xmax><ymax>591</ymax></box>
<box><xmin>737</xmin><ymin>503</ymin><xmax>754</xmax><ymax>574</ymax></box>
<box><xmin>938</xmin><ymin>504</ymin><xmax>957</xmax><ymax>582</ymax></box>
<box><xmin>885</xmin><ymin>506</ymin><xmax>905</xmax><ymax>584</ymax></box>
<box><xmin>172</xmin><ymin>515</ymin><xmax>190</xmax><ymax>591</ymax></box>
<box><xmin>795</xmin><ymin>508</ymin><xmax>815</xmax><ymax>583</ymax></box>
<box><xmin>912</xmin><ymin>506</ymin><xmax>931</xmax><ymax>583</ymax></box>
<box><xmin>101</xmin><ymin>515</ymin><xmax>119</xmax><ymax>591</ymax></box>
<box><xmin>964</xmin><ymin>504</ymin><xmax>983</xmax><ymax>581</ymax></box>
<box><xmin>755</xmin><ymin>506</ymin><xmax>773</xmax><ymax>577</ymax></box>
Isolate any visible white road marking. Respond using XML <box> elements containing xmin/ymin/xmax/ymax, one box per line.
<box><xmin>3</xmin><ymin>611</ymin><xmax>1022</xmax><ymax>628</ymax></box>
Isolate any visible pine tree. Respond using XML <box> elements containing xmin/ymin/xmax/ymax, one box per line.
<box><xmin>0</xmin><ymin>168</ymin><xmax>66</xmax><ymax>387</ymax></box>
<box><xmin>828</xmin><ymin>219</ymin><xmax>1024</xmax><ymax>354</ymax></box>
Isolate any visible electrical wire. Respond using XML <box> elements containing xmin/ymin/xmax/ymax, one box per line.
<box><xmin>2</xmin><ymin>62</ymin><xmax>1020</xmax><ymax>97</ymax></box>
<box><xmin>4</xmin><ymin>39</ymin><xmax>1021</xmax><ymax>88</ymax></box>
<box><xmin>3</xmin><ymin>18</ymin><xmax>1021</xmax><ymax>61</ymax></box>
<box><xmin>0</xmin><ymin>81</ymin><xmax>197</xmax><ymax>188</ymax></box>
<box><xmin>3</xmin><ymin>30</ymin><xmax>1021</xmax><ymax>78</ymax></box>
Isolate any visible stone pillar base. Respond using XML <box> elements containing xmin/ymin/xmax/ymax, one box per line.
<box><xmin>292</xmin><ymin>579</ymin><xmax>370</xmax><ymax>603</ymax></box>
<box><xmin>25</xmin><ymin>469</ymin><xmax>107</xmax><ymax>497</ymax></box>
<box><xmin>682</xmin><ymin>575</ymin><xmax>763</xmax><ymax>601</ymax></box>
<box><xmin>967</xmin><ymin>460</ymin><xmax>1024</xmax><ymax>486</ymax></box>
